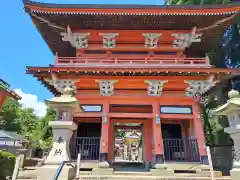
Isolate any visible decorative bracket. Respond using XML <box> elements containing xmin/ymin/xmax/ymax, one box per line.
<box><xmin>96</xmin><ymin>80</ymin><xmax>118</xmax><ymax>96</ymax></box>
<box><xmin>142</xmin><ymin>33</ymin><xmax>162</xmax><ymax>48</ymax></box>
<box><xmin>171</xmin><ymin>33</ymin><xmax>202</xmax><ymax>48</ymax></box>
<box><xmin>45</xmin><ymin>78</ymin><xmax>76</xmax><ymax>94</ymax></box>
<box><xmin>61</xmin><ymin>26</ymin><xmax>90</xmax><ymax>48</ymax></box>
<box><xmin>99</xmin><ymin>33</ymin><xmax>119</xmax><ymax>49</ymax></box>
<box><xmin>144</xmin><ymin>80</ymin><xmax>168</xmax><ymax>96</ymax></box>
<box><xmin>184</xmin><ymin>76</ymin><xmax>219</xmax><ymax>99</ymax></box>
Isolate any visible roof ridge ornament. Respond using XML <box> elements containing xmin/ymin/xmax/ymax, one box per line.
<box><xmin>61</xmin><ymin>26</ymin><xmax>90</xmax><ymax>49</ymax></box>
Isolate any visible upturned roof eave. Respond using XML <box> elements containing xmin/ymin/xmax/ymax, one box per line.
<box><xmin>25</xmin><ymin>66</ymin><xmax>240</xmax><ymax>74</ymax></box>
<box><xmin>0</xmin><ymin>82</ymin><xmax>21</xmax><ymax>100</ymax></box>
<box><xmin>23</xmin><ymin>0</ymin><xmax>240</xmax><ymax>57</ymax></box>
<box><xmin>23</xmin><ymin>0</ymin><xmax>240</xmax><ymax>13</ymax></box>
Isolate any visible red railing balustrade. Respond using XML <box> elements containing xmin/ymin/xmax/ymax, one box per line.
<box><xmin>54</xmin><ymin>55</ymin><xmax>211</xmax><ymax>68</ymax></box>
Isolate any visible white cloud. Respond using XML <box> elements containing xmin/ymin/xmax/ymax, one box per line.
<box><xmin>14</xmin><ymin>89</ymin><xmax>47</xmax><ymax>117</ymax></box>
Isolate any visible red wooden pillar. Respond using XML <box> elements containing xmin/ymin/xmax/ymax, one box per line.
<box><xmin>192</xmin><ymin>103</ymin><xmax>208</xmax><ymax>164</ymax></box>
<box><xmin>100</xmin><ymin>101</ymin><xmax>110</xmax><ymax>162</ymax></box>
<box><xmin>108</xmin><ymin>120</ymin><xmax>114</xmax><ymax>161</ymax></box>
<box><xmin>143</xmin><ymin>121</ymin><xmax>152</xmax><ymax>161</ymax></box>
<box><xmin>152</xmin><ymin>102</ymin><xmax>164</xmax><ymax>164</ymax></box>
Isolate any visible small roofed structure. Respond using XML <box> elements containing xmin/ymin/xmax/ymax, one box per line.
<box><xmin>0</xmin><ymin>130</ymin><xmax>26</xmax><ymax>152</ymax></box>
<box><xmin>0</xmin><ymin>79</ymin><xmax>21</xmax><ymax>117</ymax></box>
<box><xmin>0</xmin><ymin>79</ymin><xmax>21</xmax><ymax>100</ymax></box>
<box><xmin>125</xmin><ymin>131</ymin><xmax>141</xmax><ymax>144</ymax></box>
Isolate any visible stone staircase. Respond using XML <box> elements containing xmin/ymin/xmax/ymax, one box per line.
<box><xmin>77</xmin><ymin>171</ymin><xmax>231</xmax><ymax>180</ymax></box>
<box><xmin>13</xmin><ymin>166</ymin><xmax>231</xmax><ymax>180</ymax></box>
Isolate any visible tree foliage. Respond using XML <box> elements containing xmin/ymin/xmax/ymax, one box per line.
<box><xmin>0</xmin><ymin>99</ymin><xmax>21</xmax><ymax>132</ymax></box>
<box><xmin>0</xmin><ymin>98</ymin><xmax>55</xmax><ymax>149</ymax></box>
<box><xmin>37</xmin><ymin>108</ymin><xmax>55</xmax><ymax>149</ymax></box>
<box><xmin>202</xmin><ymin>95</ymin><xmax>233</xmax><ymax>147</ymax></box>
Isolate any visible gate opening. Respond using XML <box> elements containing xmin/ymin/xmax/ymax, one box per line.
<box><xmin>114</xmin><ymin>123</ymin><xmax>143</xmax><ymax>163</ymax></box>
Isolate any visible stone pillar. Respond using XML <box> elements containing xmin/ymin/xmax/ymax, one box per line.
<box><xmin>225</xmin><ymin>125</ymin><xmax>240</xmax><ymax>180</ymax></box>
<box><xmin>45</xmin><ymin>121</ymin><xmax>77</xmax><ymax>163</ymax></box>
<box><xmin>192</xmin><ymin>103</ymin><xmax>209</xmax><ymax>164</ymax></box>
<box><xmin>17</xmin><ymin>148</ymin><xmax>28</xmax><ymax>170</ymax></box>
<box><xmin>36</xmin><ymin>121</ymin><xmax>77</xmax><ymax>180</ymax></box>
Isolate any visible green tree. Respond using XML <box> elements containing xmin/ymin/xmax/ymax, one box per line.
<box><xmin>202</xmin><ymin>95</ymin><xmax>232</xmax><ymax>146</ymax></box>
<box><xmin>19</xmin><ymin>108</ymin><xmax>55</xmax><ymax>150</ymax></box>
<box><xmin>0</xmin><ymin>98</ymin><xmax>21</xmax><ymax>132</ymax></box>
<box><xmin>0</xmin><ymin>97</ymin><xmax>54</xmax><ymax>150</ymax></box>
<box><xmin>18</xmin><ymin>108</ymin><xmax>39</xmax><ymax>148</ymax></box>
<box><xmin>19</xmin><ymin>108</ymin><xmax>38</xmax><ymax>136</ymax></box>
<box><xmin>37</xmin><ymin>108</ymin><xmax>55</xmax><ymax>149</ymax></box>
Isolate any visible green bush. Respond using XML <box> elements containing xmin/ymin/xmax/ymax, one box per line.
<box><xmin>0</xmin><ymin>150</ymin><xmax>16</xmax><ymax>180</ymax></box>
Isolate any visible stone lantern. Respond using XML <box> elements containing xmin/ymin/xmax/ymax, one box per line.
<box><xmin>213</xmin><ymin>89</ymin><xmax>240</xmax><ymax>180</ymax></box>
<box><xmin>36</xmin><ymin>87</ymin><xmax>82</xmax><ymax>180</ymax></box>
<box><xmin>44</xmin><ymin>86</ymin><xmax>82</xmax><ymax>163</ymax></box>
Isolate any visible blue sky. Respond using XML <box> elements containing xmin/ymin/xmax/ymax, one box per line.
<box><xmin>0</xmin><ymin>0</ymin><xmax>164</xmax><ymax>116</ymax></box>
<box><xmin>0</xmin><ymin>0</ymin><xmax>162</xmax><ymax>101</ymax></box>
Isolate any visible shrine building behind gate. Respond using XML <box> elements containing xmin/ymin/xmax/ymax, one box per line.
<box><xmin>23</xmin><ymin>0</ymin><xmax>240</xmax><ymax>170</ymax></box>
<box><xmin>0</xmin><ymin>79</ymin><xmax>21</xmax><ymax>116</ymax></box>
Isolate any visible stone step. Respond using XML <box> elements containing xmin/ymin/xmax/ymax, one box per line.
<box><xmin>16</xmin><ymin>168</ymin><xmax>37</xmax><ymax>180</ymax></box>
<box><xmin>114</xmin><ymin>171</ymin><xmax>151</xmax><ymax>176</ymax></box>
<box><xmin>78</xmin><ymin>171</ymin><xmax>230</xmax><ymax>179</ymax></box>
<box><xmin>75</xmin><ymin>175</ymin><xmax>230</xmax><ymax>180</ymax></box>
